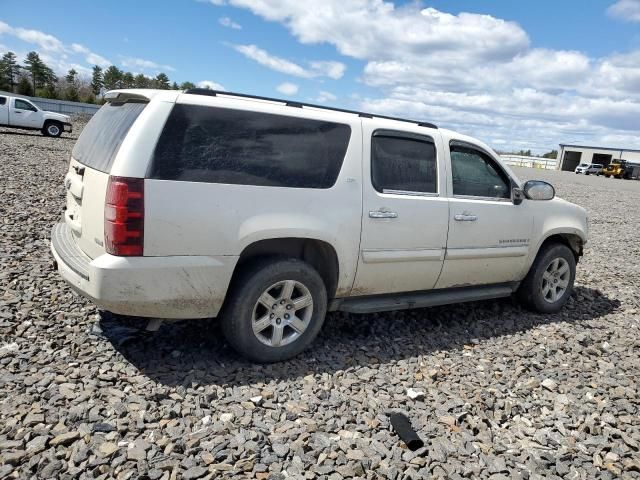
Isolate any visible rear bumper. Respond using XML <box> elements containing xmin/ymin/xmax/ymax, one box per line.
<box><xmin>50</xmin><ymin>223</ymin><xmax>237</xmax><ymax>318</ymax></box>
<box><xmin>63</xmin><ymin>122</ymin><xmax>72</xmax><ymax>133</ymax></box>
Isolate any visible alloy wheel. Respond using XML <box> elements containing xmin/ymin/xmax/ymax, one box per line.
<box><xmin>251</xmin><ymin>280</ymin><xmax>313</xmax><ymax>347</ymax></box>
<box><xmin>541</xmin><ymin>257</ymin><xmax>570</xmax><ymax>303</ymax></box>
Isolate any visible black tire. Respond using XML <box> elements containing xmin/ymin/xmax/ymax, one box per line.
<box><xmin>517</xmin><ymin>243</ymin><xmax>576</xmax><ymax>313</ymax></box>
<box><xmin>42</xmin><ymin>121</ymin><xmax>63</xmax><ymax>137</ymax></box>
<box><xmin>221</xmin><ymin>258</ymin><xmax>327</xmax><ymax>363</ymax></box>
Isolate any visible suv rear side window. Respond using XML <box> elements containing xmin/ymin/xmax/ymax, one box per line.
<box><xmin>371</xmin><ymin>132</ymin><xmax>437</xmax><ymax>194</ymax></box>
<box><xmin>0</xmin><ymin>97</ymin><xmax>6</xmax><ymax>106</ymax></box>
<box><xmin>72</xmin><ymin>101</ymin><xmax>147</xmax><ymax>173</ymax></box>
<box><xmin>150</xmin><ymin>104</ymin><xmax>351</xmax><ymax>188</ymax></box>
<box><xmin>450</xmin><ymin>142</ymin><xmax>511</xmax><ymax>199</ymax></box>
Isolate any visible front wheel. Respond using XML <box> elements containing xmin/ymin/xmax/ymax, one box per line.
<box><xmin>221</xmin><ymin>258</ymin><xmax>327</xmax><ymax>362</ymax></box>
<box><xmin>517</xmin><ymin>243</ymin><xmax>576</xmax><ymax>313</ymax></box>
<box><xmin>42</xmin><ymin>121</ymin><xmax>62</xmax><ymax>137</ymax></box>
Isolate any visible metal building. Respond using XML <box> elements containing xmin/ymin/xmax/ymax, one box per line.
<box><xmin>557</xmin><ymin>144</ymin><xmax>640</xmax><ymax>171</ymax></box>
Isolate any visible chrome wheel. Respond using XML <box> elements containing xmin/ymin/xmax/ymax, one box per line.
<box><xmin>541</xmin><ymin>257</ymin><xmax>570</xmax><ymax>303</ymax></box>
<box><xmin>251</xmin><ymin>280</ymin><xmax>313</xmax><ymax>347</ymax></box>
<box><xmin>47</xmin><ymin>124</ymin><xmax>60</xmax><ymax>136</ymax></box>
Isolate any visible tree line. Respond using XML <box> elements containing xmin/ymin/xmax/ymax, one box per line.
<box><xmin>0</xmin><ymin>50</ymin><xmax>197</xmax><ymax>104</ymax></box>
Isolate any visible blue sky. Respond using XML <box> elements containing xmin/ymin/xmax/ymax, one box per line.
<box><xmin>2</xmin><ymin>0</ymin><xmax>640</xmax><ymax>152</ymax></box>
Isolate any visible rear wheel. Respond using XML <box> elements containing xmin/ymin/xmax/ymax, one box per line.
<box><xmin>517</xmin><ymin>243</ymin><xmax>576</xmax><ymax>313</ymax></box>
<box><xmin>221</xmin><ymin>258</ymin><xmax>327</xmax><ymax>362</ymax></box>
<box><xmin>42</xmin><ymin>121</ymin><xmax>62</xmax><ymax>137</ymax></box>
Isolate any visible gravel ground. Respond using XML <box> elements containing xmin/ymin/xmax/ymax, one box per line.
<box><xmin>1</xmin><ymin>124</ymin><xmax>639</xmax><ymax>480</ymax></box>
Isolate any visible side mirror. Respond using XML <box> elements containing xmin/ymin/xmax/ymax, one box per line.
<box><xmin>523</xmin><ymin>180</ymin><xmax>555</xmax><ymax>201</ymax></box>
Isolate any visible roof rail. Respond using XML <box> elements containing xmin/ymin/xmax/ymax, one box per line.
<box><xmin>183</xmin><ymin>88</ymin><xmax>438</xmax><ymax>129</ymax></box>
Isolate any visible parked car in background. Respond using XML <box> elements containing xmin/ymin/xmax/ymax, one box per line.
<box><xmin>51</xmin><ymin>88</ymin><xmax>588</xmax><ymax>362</ymax></box>
<box><xmin>0</xmin><ymin>94</ymin><xmax>72</xmax><ymax>137</ymax></box>
<box><xmin>575</xmin><ymin>163</ymin><xmax>603</xmax><ymax>175</ymax></box>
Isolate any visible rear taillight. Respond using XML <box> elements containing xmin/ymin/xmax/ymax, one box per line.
<box><xmin>104</xmin><ymin>176</ymin><xmax>144</xmax><ymax>256</ymax></box>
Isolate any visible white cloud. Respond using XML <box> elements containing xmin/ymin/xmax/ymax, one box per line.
<box><xmin>213</xmin><ymin>0</ymin><xmax>640</xmax><ymax>151</ymax></box>
<box><xmin>276</xmin><ymin>82</ymin><xmax>298</xmax><ymax>95</ymax></box>
<box><xmin>121</xmin><ymin>56</ymin><xmax>175</xmax><ymax>72</ymax></box>
<box><xmin>214</xmin><ymin>2</ymin><xmax>529</xmax><ymax>62</ymax></box>
<box><xmin>309</xmin><ymin>61</ymin><xmax>345</xmax><ymax>80</ymax></box>
<box><xmin>197</xmin><ymin>80</ymin><xmax>225</xmax><ymax>90</ymax></box>
<box><xmin>314</xmin><ymin>90</ymin><xmax>337</xmax><ymax>103</ymax></box>
<box><xmin>71</xmin><ymin>43</ymin><xmax>111</xmax><ymax>67</ymax></box>
<box><xmin>0</xmin><ymin>21</ymin><xmax>111</xmax><ymax>75</ymax></box>
<box><xmin>607</xmin><ymin>0</ymin><xmax>640</xmax><ymax>22</ymax></box>
<box><xmin>232</xmin><ymin>44</ymin><xmax>345</xmax><ymax>79</ymax></box>
<box><xmin>219</xmin><ymin>16</ymin><xmax>242</xmax><ymax>29</ymax></box>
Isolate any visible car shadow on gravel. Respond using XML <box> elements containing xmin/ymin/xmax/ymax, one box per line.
<box><xmin>97</xmin><ymin>286</ymin><xmax>620</xmax><ymax>387</ymax></box>
<box><xmin>0</xmin><ymin>130</ymin><xmax>43</xmax><ymax>137</ymax></box>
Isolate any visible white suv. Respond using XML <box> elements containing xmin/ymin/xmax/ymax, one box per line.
<box><xmin>51</xmin><ymin>89</ymin><xmax>588</xmax><ymax>362</ymax></box>
<box><xmin>575</xmin><ymin>163</ymin><xmax>603</xmax><ymax>175</ymax></box>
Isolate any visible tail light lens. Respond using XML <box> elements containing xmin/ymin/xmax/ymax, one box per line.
<box><xmin>104</xmin><ymin>176</ymin><xmax>144</xmax><ymax>256</ymax></box>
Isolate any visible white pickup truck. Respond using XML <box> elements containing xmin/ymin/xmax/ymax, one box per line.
<box><xmin>0</xmin><ymin>94</ymin><xmax>72</xmax><ymax>137</ymax></box>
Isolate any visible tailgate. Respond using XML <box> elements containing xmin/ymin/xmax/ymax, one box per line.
<box><xmin>65</xmin><ymin>98</ymin><xmax>148</xmax><ymax>258</ymax></box>
<box><xmin>64</xmin><ymin>160</ymin><xmax>110</xmax><ymax>259</ymax></box>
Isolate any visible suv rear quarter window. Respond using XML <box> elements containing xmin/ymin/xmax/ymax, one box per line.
<box><xmin>150</xmin><ymin>104</ymin><xmax>352</xmax><ymax>189</ymax></box>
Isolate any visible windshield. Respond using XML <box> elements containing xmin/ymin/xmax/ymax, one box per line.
<box><xmin>72</xmin><ymin>101</ymin><xmax>147</xmax><ymax>173</ymax></box>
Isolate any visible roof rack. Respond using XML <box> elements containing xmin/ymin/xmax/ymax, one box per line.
<box><xmin>183</xmin><ymin>88</ymin><xmax>438</xmax><ymax>129</ymax></box>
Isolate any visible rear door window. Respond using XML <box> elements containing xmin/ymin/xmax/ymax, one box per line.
<box><xmin>0</xmin><ymin>97</ymin><xmax>6</xmax><ymax>106</ymax></box>
<box><xmin>371</xmin><ymin>132</ymin><xmax>437</xmax><ymax>194</ymax></box>
<box><xmin>150</xmin><ymin>104</ymin><xmax>351</xmax><ymax>188</ymax></box>
<box><xmin>72</xmin><ymin>101</ymin><xmax>147</xmax><ymax>173</ymax></box>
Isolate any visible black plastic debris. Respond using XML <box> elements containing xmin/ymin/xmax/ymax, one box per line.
<box><xmin>389</xmin><ymin>413</ymin><xmax>424</xmax><ymax>451</ymax></box>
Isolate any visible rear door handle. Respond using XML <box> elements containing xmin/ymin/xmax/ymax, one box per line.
<box><xmin>369</xmin><ymin>210</ymin><xmax>398</xmax><ymax>219</ymax></box>
<box><xmin>454</xmin><ymin>214</ymin><xmax>478</xmax><ymax>222</ymax></box>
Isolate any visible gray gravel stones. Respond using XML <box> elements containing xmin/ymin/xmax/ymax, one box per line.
<box><xmin>1</xmin><ymin>125</ymin><xmax>640</xmax><ymax>478</ymax></box>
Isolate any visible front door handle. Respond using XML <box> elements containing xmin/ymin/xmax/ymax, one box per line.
<box><xmin>369</xmin><ymin>210</ymin><xmax>398</xmax><ymax>219</ymax></box>
<box><xmin>454</xmin><ymin>213</ymin><xmax>478</xmax><ymax>222</ymax></box>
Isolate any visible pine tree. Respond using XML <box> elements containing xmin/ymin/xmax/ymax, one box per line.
<box><xmin>0</xmin><ymin>52</ymin><xmax>20</xmax><ymax>92</ymax></box>
<box><xmin>16</xmin><ymin>75</ymin><xmax>33</xmax><ymax>96</ymax></box>
<box><xmin>65</xmin><ymin>68</ymin><xmax>79</xmax><ymax>101</ymax></box>
<box><xmin>103</xmin><ymin>66</ymin><xmax>123</xmax><ymax>91</ymax></box>
<box><xmin>122</xmin><ymin>72</ymin><xmax>135</xmax><ymax>88</ymax></box>
<box><xmin>180</xmin><ymin>81</ymin><xmax>196</xmax><ymax>90</ymax></box>
<box><xmin>134</xmin><ymin>73</ymin><xmax>150</xmax><ymax>88</ymax></box>
<box><xmin>154</xmin><ymin>73</ymin><xmax>170</xmax><ymax>89</ymax></box>
<box><xmin>91</xmin><ymin>65</ymin><xmax>103</xmax><ymax>97</ymax></box>
<box><xmin>24</xmin><ymin>51</ymin><xmax>45</xmax><ymax>93</ymax></box>
<box><xmin>23</xmin><ymin>51</ymin><xmax>56</xmax><ymax>96</ymax></box>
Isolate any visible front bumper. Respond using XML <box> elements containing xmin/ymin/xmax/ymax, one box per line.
<box><xmin>50</xmin><ymin>223</ymin><xmax>237</xmax><ymax>319</ymax></box>
<box><xmin>63</xmin><ymin>122</ymin><xmax>73</xmax><ymax>133</ymax></box>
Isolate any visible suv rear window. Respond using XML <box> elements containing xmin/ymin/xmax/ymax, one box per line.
<box><xmin>150</xmin><ymin>104</ymin><xmax>351</xmax><ymax>188</ymax></box>
<box><xmin>72</xmin><ymin>101</ymin><xmax>146</xmax><ymax>173</ymax></box>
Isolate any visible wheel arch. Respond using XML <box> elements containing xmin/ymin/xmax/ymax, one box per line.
<box><xmin>534</xmin><ymin>231</ymin><xmax>584</xmax><ymax>264</ymax></box>
<box><xmin>232</xmin><ymin>237</ymin><xmax>340</xmax><ymax>299</ymax></box>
